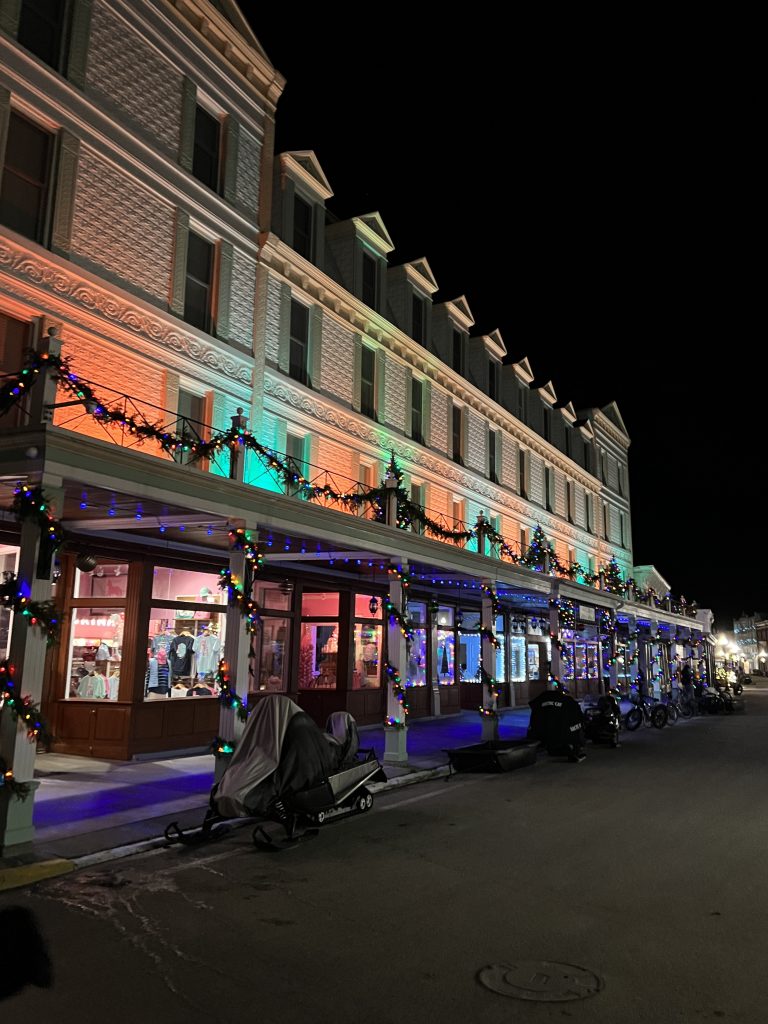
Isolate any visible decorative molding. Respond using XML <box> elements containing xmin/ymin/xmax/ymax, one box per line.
<box><xmin>0</xmin><ymin>235</ymin><xmax>252</xmax><ymax>385</ymax></box>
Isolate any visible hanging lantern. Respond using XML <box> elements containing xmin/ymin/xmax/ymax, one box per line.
<box><xmin>369</xmin><ymin>595</ymin><xmax>379</xmax><ymax>616</ymax></box>
<box><xmin>427</xmin><ymin>594</ymin><xmax>439</xmax><ymax>617</ymax></box>
<box><xmin>456</xmin><ymin>609</ymin><xmax>464</xmax><ymax>628</ymax></box>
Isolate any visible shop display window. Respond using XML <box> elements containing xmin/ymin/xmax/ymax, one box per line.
<box><xmin>436</xmin><ymin>606</ymin><xmax>455</xmax><ymax>684</ymax></box>
<box><xmin>458</xmin><ymin>611</ymin><xmax>481</xmax><ymax>682</ymax></box>
<box><xmin>1</xmin><ymin>544</ymin><xmax>20</xmax><ymax>659</ymax></box>
<box><xmin>407</xmin><ymin>602</ymin><xmax>428</xmax><ymax>686</ymax></box>
<box><xmin>66</xmin><ymin>608</ymin><xmax>124</xmax><ymax>700</ymax></box>
<box><xmin>301</xmin><ymin>591</ymin><xmax>339</xmax><ymax>617</ymax></box>
<box><xmin>496</xmin><ymin>614</ymin><xmax>506</xmax><ymax>681</ymax></box>
<box><xmin>152</xmin><ymin>565</ymin><xmax>224</xmax><ymax>605</ymax></box>
<box><xmin>254</xmin><ymin>617</ymin><xmax>290</xmax><ymax>691</ymax></box>
<box><xmin>74</xmin><ymin>562</ymin><xmax>129</xmax><ymax>599</ymax></box>
<box><xmin>354</xmin><ymin>594</ymin><xmax>383</xmax><ymax>619</ymax></box>
<box><xmin>352</xmin><ymin>623</ymin><xmax>382</xmax><ymax>689</ymax></box>
<box><xmin>527</xmin><ymin>643</ymin><xmax>541</xmax><ymax>681</ymax></box>
<box><xmin>299</xmin><ymin>622</ymin><xmax>339</xmax><ymax>688</ymax></box>
<box><xmin>145</xmin><ymin>606</ymin><xmax>225</xmax><ymax>699</ymax></box>
<box><xmin>509</xmin><ymin>637</ymin><xmax>526</xmax><ymax>682</ymax></box>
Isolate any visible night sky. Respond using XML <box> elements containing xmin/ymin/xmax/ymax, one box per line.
<box><xmin>244</xmin><ymin>11</ymin><xmax>759</xmax><ymax>629</ymax></box>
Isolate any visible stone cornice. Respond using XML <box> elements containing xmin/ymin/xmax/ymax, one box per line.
<box><xmin>263</xmin><ymin>372</ymin><xmax>599</xmax><ymax>554</ymax></box>
<box><xmin>588</xmin><ymin>408</ymin><xmax>631</xmax><ymax>450</ymax></box>
<box><xmin>259</xmin><ymin>237</ymin><xmax>601</xmax><ymax>494</ymax></box>
<box><xmin>0</xmin><ymin>233</ymin><xmax>252</xmax><ymax>389</ymax></box>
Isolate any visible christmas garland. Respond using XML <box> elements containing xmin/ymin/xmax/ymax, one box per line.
<box><xmin>383</xmin><ymin>596</ymin><xmax>413</xmax><ymax>642</ymax></box>
<box><xmin>383</xmin><ymin>661</ymin><xmax>409</xmax><ymax>726</ymax></box>
<box><xmin>218</xmin><ymin>569</ymin><xmax>261</xmax><ymax>635</ymax></box>
<box><xmin>479</xmin><ymin>625</ymin><xmax>501</xmax><ymax>649</ymax></box>
<box><xmin>12</xmin><ymin>484</ymin><xmax>64</xmax><ymax>556</ymax></box>
<box><xmin>0</xmin><ymin>576</ymin><xmax>60</xmax><ymax>642</ymax></box>
<box><xmin>0</xmin><ymin>659</ymin><xmax>52</xmax><ymax>744</ymax></box>
<box><xmin>229</xmin><ymin>528</ymin><xmax>264</xmax><ymax>571</ymax></box>
<box><xmin>215</xmin><ymin>658</ymin><xmax>248</xmax><ymax>722</ymax></box>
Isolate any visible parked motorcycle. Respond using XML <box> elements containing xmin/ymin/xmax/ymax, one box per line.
<box><xmin>583</xmin><ymin>693</ymin><xmax>621</xmax><ymax>747</ymax></box>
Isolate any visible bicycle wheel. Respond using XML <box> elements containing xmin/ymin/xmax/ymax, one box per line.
<box><xmin>666</xmin><ymin>704</ymin><xmax>679</xmax><ymax>725</ymax></box>
<box><xmin>650</xmin><ymin>705</ymin><xmax>667</xmax><ymax>729</ymax></box>
<box><xmin>680</xmin><ymin>701</ymin><xmax>694</xmax><ymax>719</ymax></box>
<box><xmin>625</xmin><ymin>708</ymin><xmax>642</xmax><ymax>731</ymax></box>
<box><xmin>732</xmin><ymin>682</ymin><xmax>744</xmax><ymax>696</ymax></box>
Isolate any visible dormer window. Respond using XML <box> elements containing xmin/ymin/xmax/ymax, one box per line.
<box><xmin>412</xmin><ymin>294</ymin><xmax>426</xmax><ymax>345</ymax></box>
<box><xmin>362</xmin><ymin>251</ymin><xmax>378</xmax><ymax>309</ymax></box>
<box><xmin>452</xmin><ymin>330</ymin><xmax>464</xmax><ymax>375</ymax></box>
<box><xmin>293</xmin><ymin>194</ymin><xmax>313</xmax><ymax>260</ymax></box>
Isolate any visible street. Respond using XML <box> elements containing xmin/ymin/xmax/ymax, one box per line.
<box><xmin>3</xmin><ymin>692</ymin><xmax>767</xmax><ymax>1024</ymax></box>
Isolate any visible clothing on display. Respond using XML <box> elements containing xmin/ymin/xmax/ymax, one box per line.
<box><xmin>169</xmin><ymin>632</ymin><xmax>194</xmax><ymax>678</ymax></box>
<box><xmin>152</xmin><ymin>631</ymin><xmax>174</xmax><ymax>657</ymax></box>
<box><xmin>78</xmin><ymin>671</ymin><xmax>106</xmax><ymax>699</ymax></box>
<box><xmin>95</xmin><ymin>642</ymin><xmax>111</xmax><ymax>662</ymax></box>
<box><xmin>194</xmin><ymin>629</ymin><xmax>221</xmax><ymax>676</ymax></box>
<box><xmin>145</xmin><ymin>651</ymin><xmax>171</xmax><ymax>696</ymax></box>
<box><xmin>106</xmin><ymin>673</ymin><xmax>120</xmax><ymax>701</ymax></box>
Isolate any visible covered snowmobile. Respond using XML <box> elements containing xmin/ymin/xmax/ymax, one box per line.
<box><xmin>165</xmin><ymin>696</ymin><xmax>385</xmax><ymax>850</ymax></box>
<box><xmin>527</xmin><ymin>685</ymin><xmax>586</xmax><ymax>760</ymax></box>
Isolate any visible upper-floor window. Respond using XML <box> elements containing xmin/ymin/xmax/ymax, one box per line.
<box><xmin>176</xmin><ymin>387</ymin><xmax>208</xmax><ymax>464</ymax></box>
<box><xmin>566</xmin><ymin>480</ymin><xmax>575</xmax><ymax>523</ymax></box>
<box><xmin>585</xmin><ymin>492</ymin><xmax>593</xmax><ymax>533</ymax></box>
<box><xmin>183</xmin><ymin>231</ymin><xmax>214</xmax><ymax>333</ymax></box>
<box><xmin>620</xmin><ymin>511</ymin><xmax>626</xmax><ymax>547</ymax></box>
<box><xmin>452</xmin><ymin>330</ymin><xmax>464</xmax><ymax>374</ymax></box>
<box><xmin>603</xmin><ymin>502</ymin><xmax>610</xmax><ymax>539</ymax></box>
<box><xmin>543</xmin><ymin>407</ymin><xmax>551</xmax><ymax>442</ymax></box>
<box><xmin>452</xmin><ymin>405</ymin><xmax>464</xmax><ymax>465</ymax></box>
<box><xmin>362</xmin><ymin>251</ymin><xmax>378</xmax><ymax>309</ymax></box>
<box><xmin>0</xmin><ymin>112</ymin><xmax>53</xmax><ymax>245</ymax></box>
<box><xmin>411</xmin><ymin>377</ymin><xmax>424</xmax><ymax>445</ymax></box>
<box><xmin>192</xmin><ymin>106</ymin><xmax>221</xmax><ymax>192</ymax></box>
<box><xmin>412</xmin><ymin>294</ymin><xmax>426</xmax><ymax>345</ymax></box>
<box><xmin>293</xmin><ymin>194</ymin><xmax>313</xmax><ymax>260</ymax></box>
<box><xmin>410</xmin><ymin>482</ymin><xmax>424</xmax><ymax>534</ymax></box>
<box><xmin>289</xmin><ymin>301</ymin><xmax>310</xmax><ymax>386</ymax></box>
<box><xmin>360</xmin><ymin>345</ymin><xmax>376</xmax><ymax>419</ymax></box>
<box><xmin>488</xmin><ymin>429</ymin><xmax>499</xmax><ymax>484</ymax></box>
<box><xmin>545</xmin><ymin>466</ymin><xmax>554</xmax><ymax>511</ymax></box>
<box><xmin>17</xmin><ymin>0</ymin><xmax>70</xmax><ymax>72</ymax></box>
<box><xmin>517</xmin><ymin>386</ymin><xmax>527</xmax><ymax>423</ymax></box>
<box><xmin>618</xmin><ymin>464</ymin><xmax>626</xmax><ymax>495</ymax></box>
<box><xmin>452</xmin><ymin>497</ymin><xmax>465</xmax><ymax>531</ymax></box>
<box><xmin>488</xmin><ymin>360</ymin><xmax>499</xmax><ymax>403</ymax></box>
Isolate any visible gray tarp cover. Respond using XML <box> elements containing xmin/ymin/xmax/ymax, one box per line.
<box><xmin>215</xmin><ymin>695</ymin><xmax>303</xmax><ymax>818</ymax></box>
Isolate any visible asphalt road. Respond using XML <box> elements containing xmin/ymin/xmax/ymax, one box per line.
<box><xmin>2</xmin><ymin>690</ymin><xmax>767</xmax><ymax>1024</ymax></box>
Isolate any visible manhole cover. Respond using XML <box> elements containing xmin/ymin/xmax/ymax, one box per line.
<box><xmin>477</xmin><ymin>960</ymin><xmax>604</xmax><ymax>1002</ymax></box>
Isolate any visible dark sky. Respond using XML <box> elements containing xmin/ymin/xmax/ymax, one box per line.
<box><xmin>243</xmin><ymin>10</ymin><xmax>760</xmax><ymax>629</ymax></box>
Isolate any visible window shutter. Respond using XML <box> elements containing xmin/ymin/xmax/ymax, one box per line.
<box><xmin>67</xmin><ymin>0</ymin><xmax>93</xmax><ymax>90</ymax></box>
<box><xmin>0</xmin><ymin>1</ymin><xmax>21</xmax><ymax>37</ymax></box>
<box><xmin>0</xmin><ymin>87</ymin><xmax>10</xmax><ymax>192</ymax></box>
<box><xmin>50</xmin><ymin>129</ymin><xmax>80</xmax><ymax>257</ymax></box>
<box><xmin>178</xmin><ymin>77</ymin><xmax>197</xmax><ymax>172</ymax></box>
<box><xmin>309</xmin><ymin>305</ymin><xmax>322</xmax><ymax>389</ymax></box>
<box><xmin>352</xmin><ymin>334</ymin><xmax>362</xmax><ymax>412</ymax></box>
<box><xmin>216</xmin><ymin>240</ymin><xmax>233</xmax><ymax>340</ymax></box>
<box><xmin>169</xmin><ymin>209</ymin><xmax>190</xmax><ymax>317</ymax></box>
<box><xmin>222</xmin><ymin>117</ymin><xmax>240</xmax><ymax>206</ymax></box>
<box><xmin>277</xmin><ymin>283</ymin><xmax>291</xmax><ymax>375</ymax></box>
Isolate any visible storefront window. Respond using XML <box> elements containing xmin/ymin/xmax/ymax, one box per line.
<box><xmin>301</xmin><ymin>591</ymin><xmax>340</xmax><ymax>617</ymax></box>
<box><xmin>352</xmin><ymin>623</ymin><xmax>382</xmax><ymax>689</ymax></box>
<box><xmin>67</xmin><ymin>608</ymin><xmax>125</xmax><ymax>700</ymax></box>
<box><xmin>257</xmin><ymin>582</ymin><xmax>292</xmax><ymax>611</ymax></box>
<box><xmin>145</xmin><ymin>606</ymin><xmax>225</xmax><ymax>699</ymax></box>
<box><xmin>458</xmin><ymin>610</ymin><xmax>480</xmax><ymax>682</ymax></box>
<box><xmin>1</xmin><ymin>544</ymin><xmax>20</xmax><ymax>659</ymax></box>
<box><xmin>74</xmin><ymin>562</ymin><xmax>129</xmax><ymax>599</ymax></box>
<box><xmin>527</xmin><ymin>644</ymin><xmax>541</xmax><ymax>681</ymax></box>
<box><xmin>496</xmin><ymin>613</ymin><xmax>505</xmax><ymax>681</ymax></box>
<box><xmin>436</xmin><ymin>606</ymin><xmax>455</xmax><ymax>685</ymax></box>
<box><xmin>354</xmin><ymin>594</ymin><xmax>383</xmax><ymax>619</ymax></box>
<box><xmin>510</xmin><ymin>636</ymin><xmax>526</xmax><ymax>682</ymax></box>
<box><xmin>152</xmin><ymin>566</ymin><xmax>224</xmax><ymax>605</ymax></box>
<box><xmin>255</xmin><ymin>617</ymin><xmax>290</xmax><ymax>691</ymax></box>
<box><xmin>299</xmin><ymin>622</ymin><xmax>339</xmax><ymax>688</ymax></box>
<box><xmin>408</xmin><ymin>601</ymin><xmax>428</xmax><ymax>686</ymax></box>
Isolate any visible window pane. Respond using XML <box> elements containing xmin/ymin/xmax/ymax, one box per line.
<box><xmin>361</xmin><ymin>346</ymin><xmax>375</xmax><ymax>417</ymax></box>
<box><xmin>299</xmin><ymin>622</ymin><xmax>338</xmax><ymax>688</ymax></box>
<box><xmin>354</xmin><ymin>593</ymin><xmax>382</xmax><ymax>618</ymax></box>
<box><xmin>362</xmin><ymin>252</ymin><xmax>377</xmax><ymax>308</ymax></box>
<box><xmin>412</xmin><ymin>294</ymin><xmax>424</xmax><ymax>343</ymax></box>
<box><xmin>184</xmin><ymin>233</ymin><xmax>213</xmax><ymax>331</ymax></box>
<box><xmin>301</xmin><ymin>591</ymin><xmax>339</xmax><ymax>617</ymax></box>
<box><xmin>146</xmin><ymin>608</ymin><xmax>225</xmax><ymax>699</ymax></box>
<box><xmin>67</xmin><ymin>608</ymin><xmax>125</xmax><ymax>701</ymax></box>
<box><xmin>408</xmin><ymin>628</ymin><xmax>428</xmax><ymax>686</ymax></box>
<box><xmin>192</xmin><ymin>106</ymin><xmax>220</xmax><ymax>190</ymax></box>
<box><xmin>294</xmin><ymin>195</ymin><xmax>313</xmax><ymax>259</ymax></box>
<box><xmin>0</xmin><ymin>114</ymin><xmax>51</xmax><ymax>243</ymax></box>
<box><xmin>352</xmin><ymin>623</ymin><xmax>382</xmax><ymax>689</ymax></box>
<box><xmin>74</xmin><ymin>562</ymin><xmax>129</xmax><ymax>599</ymax></box>
<box><xmin>256</xmin><ymin>582</ymin><xmax>292</xmax><ymax>611</ymax></box>
<box><xmin>18</xmin><ymin>0</ymin><xmax>66</xmax><ymax>70</ymax></box>
<box><xmin>254</xmin><ymin>617</ymin><xmax>290</xmax><ymax>691</ymax></box>
<box><xmin>437</xmin><ymin>626</ymin><xmax>455</xmax><ymax>684</ymax></box>
<box><xmin>187</xmin><ymin>231</ymin><xmax>213</xmax><ymax>280</ymax></box>
<box><xmin>289</xmin><ymin>336</ymin><xmax>307</xmax><ymax>384</ymax></box>
<box><xmin>452</xmin><ymin>331</ymin><xmax>463</xmax><ymax>373</ymax></box>
<box><xmin>152</xmin><ymin>566</ymin><xmax>224</xmax><ymax>604</ymax></box>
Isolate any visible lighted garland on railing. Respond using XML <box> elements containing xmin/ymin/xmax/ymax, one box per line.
<box><xmin>0</xmin><ymin>576</ymin><xmax>59</xmax><ymax>642</ymax></box>
<box><xmin>0</xmin><ymin>660</ymin><xmax>52</xmax><ymax>745</ymax></box>
<box><xmin>0</xmin><ymin>354</ymin><xmax>701</xmax><ymax>617</ymax></box>
<box><xmin>215</xmin><ymin>658</ymin><xmax>248</xmax><ymax>722</ymax></box>
<box><xmin>383</xmin><ymin>661</ymin><xmax>408</xmax><ymax>727</ymax></box>
<box><xmin>218</xmin><ymin>569</ymin><xmax>261</xmax><ymax>635</ymax></box>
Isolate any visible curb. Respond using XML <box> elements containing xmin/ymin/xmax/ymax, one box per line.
<box><xmin>0</xmin><ymin>763</ymin><xmax>451</xmax><ymax>890</ymax></box>
<box><xmin>0</xmin><ymin>858</ymin><xmax>75</xmax><ymax>893</ymax></box>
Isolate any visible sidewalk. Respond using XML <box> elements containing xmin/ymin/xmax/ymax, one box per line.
<box><xmin>1</xmin><ymin>708</ymin><xmax>531</xmax><ymax>888</ymax></box>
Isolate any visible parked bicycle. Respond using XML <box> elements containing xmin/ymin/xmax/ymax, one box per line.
<box><xmin>661</xmin><ymin>691</ymin><xmax>694</xmax><ymax>723</ymax></box>
<box><xmin>623</xmin><ymin>695</ymin><xmax>668</xmax><ymax>731</ymax></box>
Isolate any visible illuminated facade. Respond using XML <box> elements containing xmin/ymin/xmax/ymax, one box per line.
<box><xmin>0</xmin><ymin>1</ymin><xmax>711</xmax><ymax>849</ymax></box>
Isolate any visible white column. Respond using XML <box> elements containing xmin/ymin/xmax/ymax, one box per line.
<box><xmin>0</xmin><ymin>490</ymin><xmax>61</xmax><ymax>852</ymax></box>
<box><xmin>480</xmin><ymin>578</ymin><xmax>499</xmax><ymax>741</ymax></box>
<box><xmin>548</xmin><ymin>581</ymin><xmax>563</xmax><ymax>684</ymax></box>
<box><xmin>219</xmin><ymin>523</ymin><xmax>257</xmax><ymax>745</ymax></box>
<box><xmin>384</xmin><ymin>561</ymin><xmax>408</xmax><ymax>763</ymax></box>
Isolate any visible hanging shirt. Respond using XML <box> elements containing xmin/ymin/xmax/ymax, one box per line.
<box><xmin>145</xmin><ymin>658</ymin><xmax>170</xmax><ymax>695</ymax></box>
<box><xmin>152</xmin><ymin>633</ymin><xmax>173</xmax><ymax>656</ymax></box>
<box><xmin>194</xmin><ymin>632</ymin><xmax>221</xmax><ymax>675</ymax></box>
<box><xmin>169</xmin><ymin>634</ymin><xmax>194</xmax><ymax>677</ymax></box>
